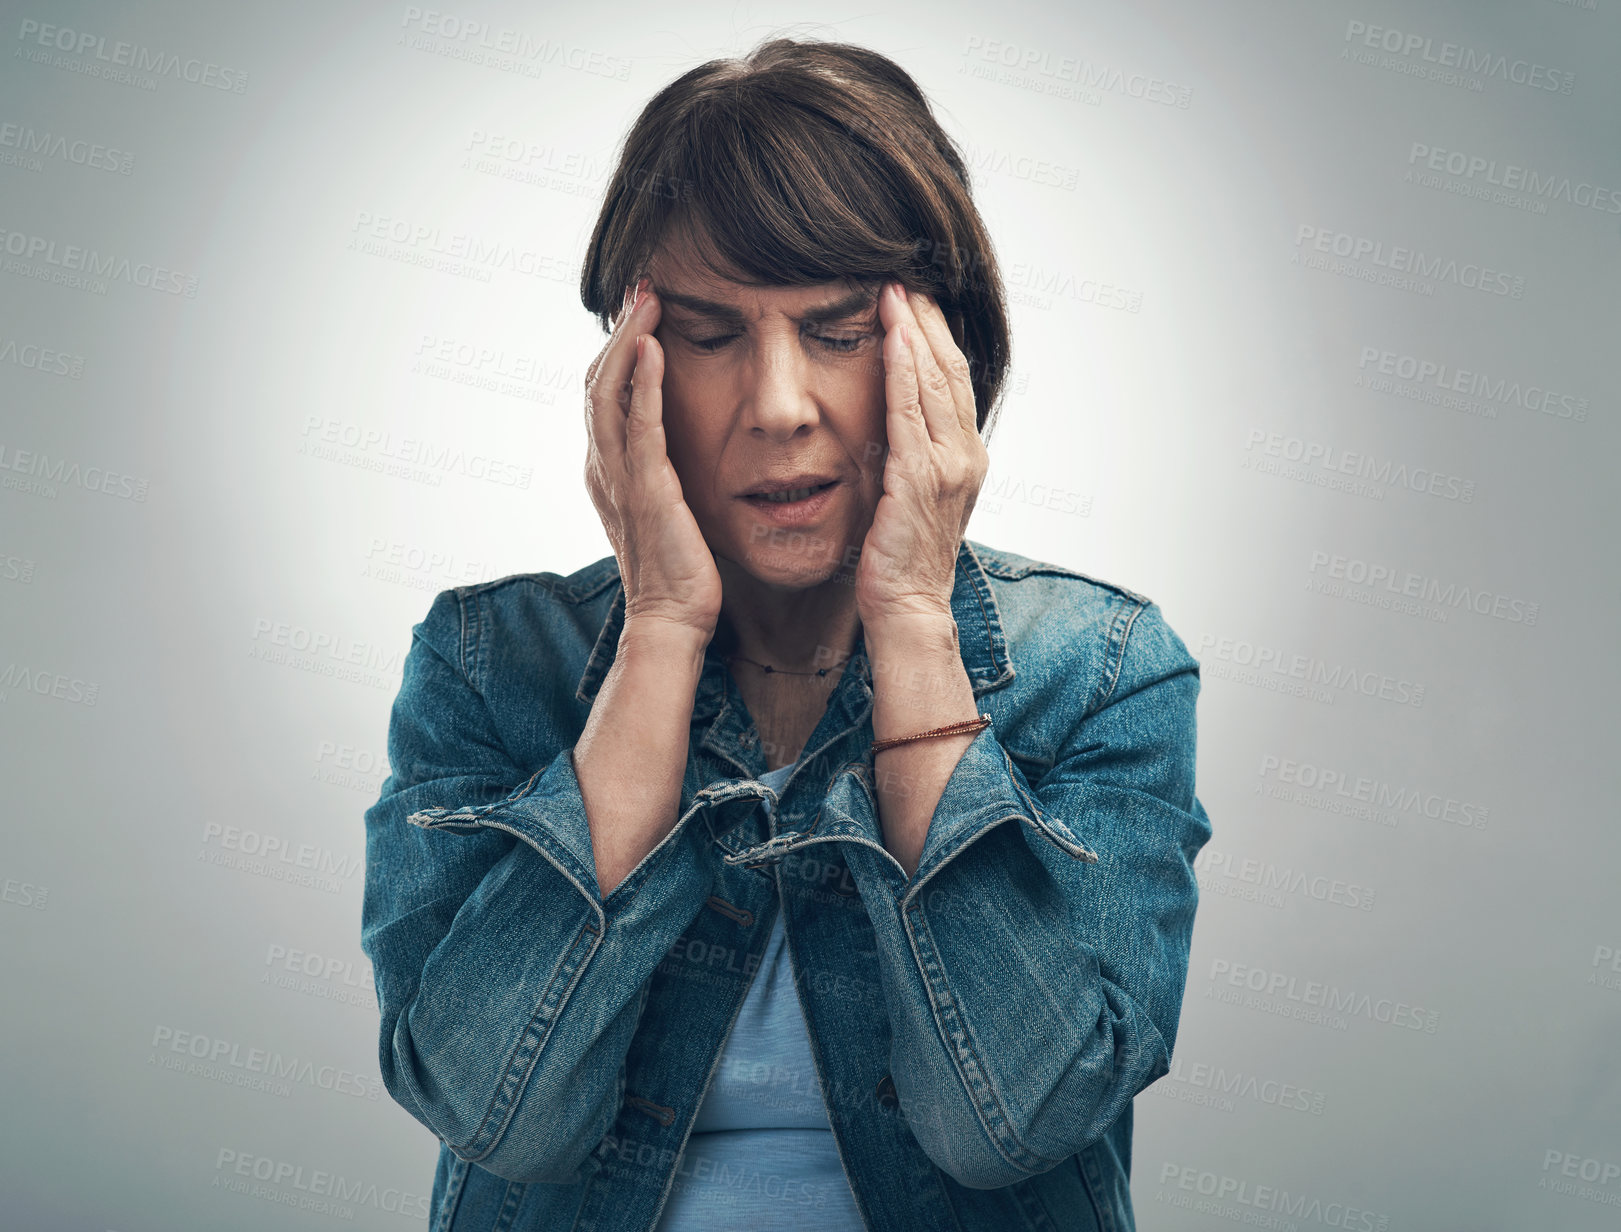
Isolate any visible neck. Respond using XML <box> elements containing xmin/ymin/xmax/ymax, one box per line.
<box><xmin>713</xmin><ymin>558</ymin><xmax>862</xmax><ymax>676</ymax></box>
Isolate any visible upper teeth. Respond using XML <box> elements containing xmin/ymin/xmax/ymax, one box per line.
<box><xmin>763</xmin><ymin>486</ymin><xmax>817</xmax><ymax>502</ymax></box>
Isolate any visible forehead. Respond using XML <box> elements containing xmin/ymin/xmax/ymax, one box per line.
<box><xmin>646</xmin><ymin>236</ymin><xmax>875</xmax><ymax>317</ymax></box>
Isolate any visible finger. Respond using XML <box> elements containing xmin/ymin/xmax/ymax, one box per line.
<box><xmin>584</xmin><ymin>284</ymin><xmax>635</xmax><ymax>458</ymax></box>
<box><xmin>585</xmin><ymin>280</ymin><xmax>640</xmax><ymax>394</ymax></box>
<box><xmin>883</xmin><ymin>284</ymin><xmax>957</xmax><ymax>445</ymax></box>
<box><xmin>623</xmin><ymin>331</ymin><xmax>669</xmax><ymax>477</ymax></box>
<box><xmin>879</xmin><ymin>282</ymin><xmax>952</xmax><ymax>447</ymax></box>
<box><xmin>586</xmin><ymin>279</ymin><xmax>656</xmax><ymax>459</ymax></box>
<box><xmin>908</xmin><ymin>289</ymin><xmax>977</xmax><ymax>437</ymax></box>
<box><xmin>881</xmin><ymin>312</ymin><xmax>932</xmax><ymax>479</ymax></box>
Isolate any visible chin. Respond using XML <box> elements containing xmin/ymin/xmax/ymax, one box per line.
<box><xmin>730</xmin><ymin>530</ymin><xmax>849</xmax><ymax>590</ymax></box>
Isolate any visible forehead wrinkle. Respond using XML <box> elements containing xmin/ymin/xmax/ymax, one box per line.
<box><xmin>653</xmin><ymin>283</ymin><xmax>879</xmax><ymax>327</ymax></box>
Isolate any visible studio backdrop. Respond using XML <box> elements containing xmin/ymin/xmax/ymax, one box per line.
<box><xmin>1</xmin><ymin>1</ymin><xmax>1616</xmax><ymax>1229</ymax></box>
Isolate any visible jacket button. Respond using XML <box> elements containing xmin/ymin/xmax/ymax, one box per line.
<box><xmin>876</xmin><ymin>1073</ymin><xmax>899</xmax><ymax>1109</ymax></box>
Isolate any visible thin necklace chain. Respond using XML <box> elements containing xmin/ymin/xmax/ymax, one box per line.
<box><xmin>725</xmin><ymin>652</ymin><xmax>836</xmax><ymax>678</ymax></box>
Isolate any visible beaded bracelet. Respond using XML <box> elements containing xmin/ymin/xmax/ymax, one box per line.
<box><xmin>869</xmin><ymin>713</ymin><xmax>991</xmax><ymax>756</ymax></box>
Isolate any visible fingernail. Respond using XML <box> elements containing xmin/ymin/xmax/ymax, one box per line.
<box><xmin>633</xmin><ymin>276</ymin><xmax>651</xmax><ymax>310</ymax></box>
<box><xmin>899</xmin><ymin>322</ymin><xmax>911</xmax><ymax>348</ymax></box>
<box><xmin>895</xmin><ymin>281</ymin><xmax>908</xmax><ymax>304</ymax></box>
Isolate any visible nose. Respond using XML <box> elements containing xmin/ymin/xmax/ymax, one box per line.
<box><xmin>740</xmin><ymin>332</ymin><xmax>819</xmax><ymax>443</ymax></box>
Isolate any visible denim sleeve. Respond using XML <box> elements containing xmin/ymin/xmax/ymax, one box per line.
<box><xmin>830</xmin><ymin>598</ymin><xmax>1212</xmax><ymax>1190</ymax></box>
<box><xmin>360</xmin><ymin>588</ymin><xmax>713</xmax><ymax>1184</ymax></box>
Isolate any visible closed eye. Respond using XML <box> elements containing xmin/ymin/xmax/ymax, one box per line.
<box><xmin>814</xmin><ymin>333</ymin><xmax>867</xmax><ymax>353</ymax></box>
<box><xmin>687</xmin><ymin>331</ymin><xmax>871</xmax><ymax>354</ymax></box>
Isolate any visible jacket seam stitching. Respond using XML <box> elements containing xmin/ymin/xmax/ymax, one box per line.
<box><xmin>903</xmin><ymin>900</ymin><xmax>1060</xmax><ymax>1180</ymax></box>
<box><xmin>1085</xmin><ymin>595</ymin><xmax>1147</xmax><ymax>718</ymax></box>
<box><xmin>454</xmin><ymin>561</ymin><xmax>620</xmax><ymax>605</ymax></box>
<box><xmin>440</xmin><ymin>589</ymin><xmax>531</xmax><ymax>776</ymax></box>
<box><xmin>454</xmin><ymin>589</ymin><xmax>473</xmax><ymax>680</ymax></box>
<box><xmin>1076</xmin><ymin>1146</ymin><xmax>1120</xmax><ymax>1232</ymax></box>
<box><xmin>462</xmin><ymin>918</ymin><xmax>602</xmax><ymax>1163</ymax></box>
<box><xmin>960</xmin><ymin>540</ymin><xmax>1013</xmax><ymax>686</ymax></box>
<box><xmin>431</xmin><ymin>1153</ymin><xmax>470</xmax><ymax>1232</ymax></box>
<box><xmin>967</xmin><ymin>541</ymin><xmax>1150</xmax><ymax>605</ymax></box>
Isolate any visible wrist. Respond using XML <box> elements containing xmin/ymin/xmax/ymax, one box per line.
<box><xmin>864</xmin><ymin>615</ymin><xmax>975</xmax><ymax>736</ymax></box>
<box><xmin>617</xmin><ymin>615</ymin><xmax>712</xmax><ymax>673</ymax></box>
<box><xmin>861</xmin><ymin>607</ymin><xmax>959</xmax><ymax>652</ymax></box>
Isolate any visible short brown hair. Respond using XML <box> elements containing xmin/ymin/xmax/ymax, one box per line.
<box><xmin>579</xmin><ymin>35</ymin><xmax>1011</xmax><ymax>437</ymax></box>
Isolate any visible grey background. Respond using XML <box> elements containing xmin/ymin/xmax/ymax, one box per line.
<box><xmin>1</xmin><ymin>1</ymin><xmax>1616</xmax><ymax>1228</ymax></box>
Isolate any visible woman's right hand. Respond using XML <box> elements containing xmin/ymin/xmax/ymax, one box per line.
<box><xmin>583</xmin><ymin>278</ymin><xmax>724</xmax><ymax>642</ymax></box>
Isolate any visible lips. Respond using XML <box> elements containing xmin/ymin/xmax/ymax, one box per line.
<box><xmin>739</xmin><ymin>475</ymin><xmax>839</xmax><ymax>499</ymax></box>
<box><xmin>737</xmin><ymin>478</ymin><xmax>841</xmax><ymax>525</ymax></box>
<box><xmin>749</xmin><ymin>482</ymin><xmax>835</xmax><ymax>503</ymax></box>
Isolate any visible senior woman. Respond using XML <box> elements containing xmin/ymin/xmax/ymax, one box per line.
<box><xmin>362</xmin><ymin>35</ymin><xmax>1211</xmax><ymax>1232</ymax></box>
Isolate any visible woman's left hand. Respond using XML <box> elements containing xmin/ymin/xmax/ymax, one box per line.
<box><xmin>855</xmin><ymin>282</ymin><xmax>991</xmax><ymax>627</ymax></box>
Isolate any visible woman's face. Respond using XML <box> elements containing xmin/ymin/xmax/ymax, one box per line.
<box><xmin>644</xmin><ymin>240</ymin><xmax>889</xmax><ymax>592</ymax></box>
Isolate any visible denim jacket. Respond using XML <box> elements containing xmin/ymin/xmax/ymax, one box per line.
<box><xmin>361</xmin><ymin>538</ymin><xmax>1212</xmax><ymax>1232</ymax></box>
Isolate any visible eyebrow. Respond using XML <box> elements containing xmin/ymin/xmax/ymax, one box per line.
<box><xmin>654</xmin><ymin>285</ymin><xmax>878</xmax><ymax>327</ymax></box>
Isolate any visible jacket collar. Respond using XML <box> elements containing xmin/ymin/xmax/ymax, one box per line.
<box><xmin>574</xmin><ymin>539</ymin><xmax>1014</xmax><ymax>711</ymax></box>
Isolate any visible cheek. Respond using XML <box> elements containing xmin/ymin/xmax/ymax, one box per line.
<box><xmin>655</xmin><ymin>381</ymin><xmax>724</xmax><ymax>498</ymax></box>
<box><xmin>838</xmin><ymin>376</ymin><xmax>888</xmax><ymax>477</ymax></box>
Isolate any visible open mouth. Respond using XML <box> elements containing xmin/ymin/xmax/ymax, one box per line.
<box><xmin>739</xmin><ymin>480</ymin><xmax>840</xmax><ymax>524</ymax></box>
<box><xmin>743</xmin><ymin>481</ymin><xmax>838</xmax><ymax>505</ymax></box>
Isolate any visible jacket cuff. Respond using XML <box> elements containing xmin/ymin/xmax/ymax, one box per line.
<box><xmin>820</xmin><ymin>720</ymin><xmax>1099</xmax><ymax>900</ymax></box>
<box><xmin>405</xmin><ymin>745</ymin><xmax>603</xmax><ymax>905</ymax></box>
<box><xmin>406</xmin><ymin>746</ymin><xmax>772</xmax><ymax>911</ymax></box>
